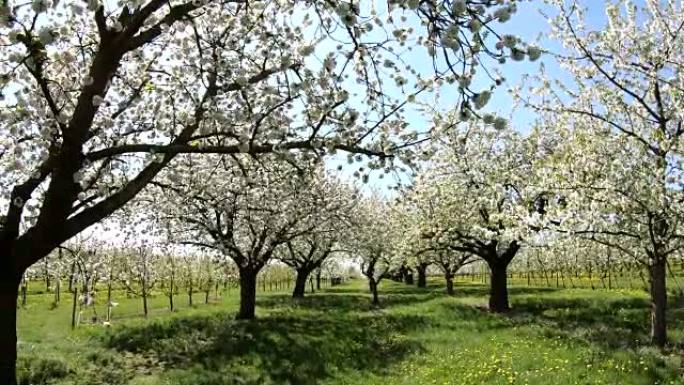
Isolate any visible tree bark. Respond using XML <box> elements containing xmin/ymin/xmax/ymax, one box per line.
<box><xmin>316</xmin><ymin>270</ymin><xmax>321</xmax><ymax>290</ymax></box>
<box><xmin>292</xmin><ymin>268</ymin><xmax>310</xmax><ymax>298</ymax></box>
<box><xmin>44</xmin><ymin>258</ymin><xmax>51</xmax><ymax>292</ymax></box>
<box><xmin>169</xmin><ymin>274</ymin><xmax>176</xmax><ymax>312</ymax></box>
<box><xmin>71</xmin><ymin>286</ymin><xmax>78</xmax><ymax>329</ymax></box>
<box><xmin>649</xmin><ymin>257</ymin><xmax>667</xmax><ymax>347</ymax></box>
<box><xmin>416</xmin><ymin>263</ymin><xmax>428</xmax><ymax>288</ymax></box>
<box><xmin>403</xmin><ymin>272</ymin><xmax>413</xmax><ymax>285</ymax></box>
<box><xmin>445</xmin><ymin>272</ymin><xmax>454</xmax><ymax>295</ymax></box>
<box><xmin>168</xmin><ymin>278</ymin><xmax>174</xmax><ymax>312</ymax></box>
<box><xmin>237</xmin><ymin>268</ymin><xmax>257</xmax><ymax>320</ymax></box>
<box><xmin>69</xmin><ymin>261</ymin><xmax>76</xmax><ymax>293</ymax></box>
<box><xmin>106</xmin><ymin>278</ymin><xmax>112</xmax><ymax>306</ymax></box>
<box><xmin>55</xmin><ymin>278</ymin><xmax>61</xmax><ymax>304</ymax></box>
<box><xmin>369</xmin><ymin>279</ymin><xmax>379</xmax><ymax>305</ymax></box>
<box><xmin>488</xmin><ymin>263</ymin><xmax>510</xmax><ymax>313</ymax></box>
<box><xmin>142</xmin><ymin>292</ymin><xmax>149</xmax><ymax>318</ymax></box>
<box><xmin>20</xmin><ymin>277</ymin><xmax>26</xmax><ymax>308</ymax></box>
<box><xmin>0</xmin><ymin>270</ymin><xmax>20</xmax><ymax>385</ymax></box>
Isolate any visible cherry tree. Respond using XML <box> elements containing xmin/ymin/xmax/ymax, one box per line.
<box><xmin>198</xmin><ymin>254</ymin><xmax>222</xmax><ymax>305</ymax></box>
<box><xmin>276</xmin><ymin>180</ymin><xmax>355</xmax><ymax>297</ymax></box>
<box><xmin>151</xmin><ymin>155</ymin><xmax>345</xmax><ymax>318</ymax></box>
<box><xmin>406</xmin><ymin>123</ymin><xmax>548</xmax><ymax>312</ymax></box>
<box><xmin>100</xmin><ymin>248</ymin><xmax>121</xmax><ymax>322</ymax></box>
<box><xmin>321</xmin><ymin>258</ymin><xmax>345</xmax><ymax>284</ymax></box>
<box><xmin>158</xmin><ymin>252</ymin><xmax>180</xmax><ymax>311</ymax></box>
<box><xmin>535</xmin><ymin>129</ymin><xmax>684</xmax><ymax>346</ymax></box>
<box><xmin>517</xmin><ymin>0</ymin><xmax>684</xmax><ymax>346</ymax></box>
<box><xmin>394</xmin><ymin>200</ymin><xmax>437</xmax><ymax>288</ymax></box>
<box><xmin>280</xmin><ymin>233</ymin><xmax>342</xmax><ymax>298</ymax></box>
<box><xmin>350</xmin><ymin>196</ymin><xmax>399</xmax><ymax>305</ymax></box>
<box><xmin>119</xmin><ymin>245</ymin><xmax>159</xmax><ymax>318</ymax></box>
<box><xmin>402</xmin><ymin>249</ymin><xmax>432</xmax><ymax>288</ymax></box>
<box><xmin>434</xmin><ymin>250</ymin><xmax>473</xmax><ymax>295</ymax></box>
<box><xmin>396</xmin><ymin>182</ymin><xmax>475</xmax><ymax>294</ymax></box>
<box><xmin>179</xmin><ymin>253</ymin><xmax>201</xmax><ymax>307</ymax></box>
<box><xmin>58</xmin><ymin>239</ymin><xmax>106</xmax><ymax>328</ymax></box>
<box><xmin>46</xmin><ymin>248</ymin><xmax>69</xmax><ymax>305</ymax></box>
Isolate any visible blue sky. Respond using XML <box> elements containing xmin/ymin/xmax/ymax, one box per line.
<box><xmin>335</xmin><ymin>0</ymin><xmax>630</xmax><ymax>193</ymax></box>
<box><xmin>443</xmin><ymin>0</ymin><xmax>615</xmax><ymax>133</ymax></box>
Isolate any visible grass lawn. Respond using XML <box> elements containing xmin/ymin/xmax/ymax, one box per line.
<box><xmin>16</xmin><ymin>278</ymin><xmax>684</xmax><ymax>385</ymax></box>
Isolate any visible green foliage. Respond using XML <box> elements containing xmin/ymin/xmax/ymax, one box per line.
<box><xmin>17</xmin><ymin>356</ymin><xmax>70</xmax><ymax>385</ymax></box>
<box><xmin>105</xmin><ymin>304</ymin><xmax>418</xmax><ymax>385</ymax></box>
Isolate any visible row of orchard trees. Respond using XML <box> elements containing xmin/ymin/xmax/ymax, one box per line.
<box><xmin>22</xmin><ymin>235</ymin><xmax>348</xmax><ymax>322</ymax></box>
<box><xmin>385</xmin><ymin>0</ymin><xmax>684</xmax><ymax>349</ymax></box>
<box><xmin>22</xmin><ymin>241</ymin><xmax>230</xmax><ymax>319</ymax></box>
<box><xmin>141</xmin><ymin>155</ymin><xmax>358</xmax><ymax>319</ymax></box>
<box><xmin>364</xmin><ymin>113</ymin><xmax>681</xmax><ymax>350</ymax></box>
<box><xmin>509</xmin><ymin>243</ymin><xmax>684</xmax><ymax>292</ymax></box>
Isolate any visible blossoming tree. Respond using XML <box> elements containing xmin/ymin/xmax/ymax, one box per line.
<box><xmin>350</xmin><ymin>196</ymin><xmax>400</xmax><ymax>305</ymax></box>
<box><xmin>519</xmin><ymin>0</ymin><xmax>684</xmax><ymax>346</ymax></box>
<box><xmin>405</xmin><ymin>122</ymin><xmax>548</xmax><ymax>312</ymax></box>
<box><xmin>278</xmin><ymin>191</ymin><xmax>355</xmax><ymax>299</ymax></box>
<box><xmin>150</xmin><ymin>155</ymin><xmax>349</xmax><ymax>318</ymax></box>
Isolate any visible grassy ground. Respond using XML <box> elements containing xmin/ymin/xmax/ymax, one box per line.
<box><xmin>17</xmin><ymin>278</ymin><xmax>684</xmax><ymax>385</ymax></box>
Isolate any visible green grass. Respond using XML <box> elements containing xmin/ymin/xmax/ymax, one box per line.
<box><xmin>16</xmin><ymin>278</ymin><xmax>684</xmax><ymax>385</ymax></box>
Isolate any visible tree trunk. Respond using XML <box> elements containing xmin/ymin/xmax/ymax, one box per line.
<box><xmin>488</xmin><ymin>263</ymin><xmax>510</xmax><ymax>313</ymax></box>
<box><xmin>106</xmin><ymin>279</ymin><xmax>112</xmax><ymax>304</ymax></box>
<box><xmin>445</xmin><ymin>272</ymin><xmax>454</xmax><ymax>295</ymax></box>
<box><xmin>0</xmin><ymin>270</ymin><xmax>20</xmax><ymax>385</ymax></box>
<box><xmin>237</xmin><ymin>269</ymin><xmax>257</xmax><ymax>320</ymax></box>
<box><xmin>403</xmin><ymin>272</ymin><xmax>413</xmax><ymax>285</ymax></box>
<box><xmin>316</xmin><ymin>271</ymin><xmax>321</xmax><ymax>290</ymax></box>
<box><xmin>649</xmin><ymin>258</ymin><xmax>667</xmax><ymax>347</ymax></box>
<box><xmin>142</xmin><ymin>292</ymin><xmax>148</xmax><ymax>318</ymax></box>
<box><xmin>369</xmin><ymin>279</ymin><xmax>379</xmax><ymax>305</ymax></box>
<box><xmin>292</xmin><ymin>269</ymin><xmax>310</xmax><ymax>298</ymax></box>
<box><xmin>416</xmin><ymin>264</ymin><xmax>427</xmax><ymax>288</ymax></box>
<box><xmin>168</xmin><ymin>276</ymin><xmax>174</xmax><ymax>311</ymax></box>
<box><xmin>20</xmin><ymin>277</ymin><xmax>27</xmax><ymax>308</ymax></box>
<box><xmin>71</xmin><ymin>286</ymin><xmax>78</xmax><ymax>329</ymax></box>
<box><xmin>44</xmin><ymin>258</ymin><xmax>51</xmax><ymax>292</ymax></box>
<box><xmin>188</xmin><ymin>287</ymin><xmax>194</xmax><ymax>307</ymax></box>
<box><xmin>68</xmin><ymin>261</ymin><xmax>76</xmax><ymax>293</ymax></box>
<box><xmin>204</xmin><ymin>289</ymin><xmax>210</xmax><ymax>304</ymax></box>
<box><xmin>607</xmin><ymin>248</ymin><xmax>612</xmax><ymax>290</ymax></box>
<box><xmin>55</xmin><ymin>278</ymin><xmax>61</xmax><ymax>304</ymax></box>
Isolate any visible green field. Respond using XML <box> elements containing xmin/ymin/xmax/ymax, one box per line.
<box><xmin>16</xmin><ymin>278</ymin><xmax>684</xmax><ymax>385</ymax></box>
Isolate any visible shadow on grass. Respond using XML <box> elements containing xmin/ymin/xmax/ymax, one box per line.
<box><xmin>452</xmin><ymin>284</ymin><xmax>560</xmax><ymax>297</ymax></box>
<box><xmin>505</xmin><ymin>294</ymin><xmax>684</xmax><ymax>384</ymax></box>
<box><xmin>504</xmin><ymin>295</ymin><xmax>651</xmax><ymax>349</ymax></box>
<box><xmin>326</xmin><ymin>280</ymin><xmax>560</xmax><ymax>298</ymax></box>
<box><xmin>257</xmin><ymin>290</ymin><xmax>445</xmax><ymax>313</ymax></box>
<box><xmin>103</xmin><ymin>308</ymin><xmax>425</xmax><ymax>385</ymax></box>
